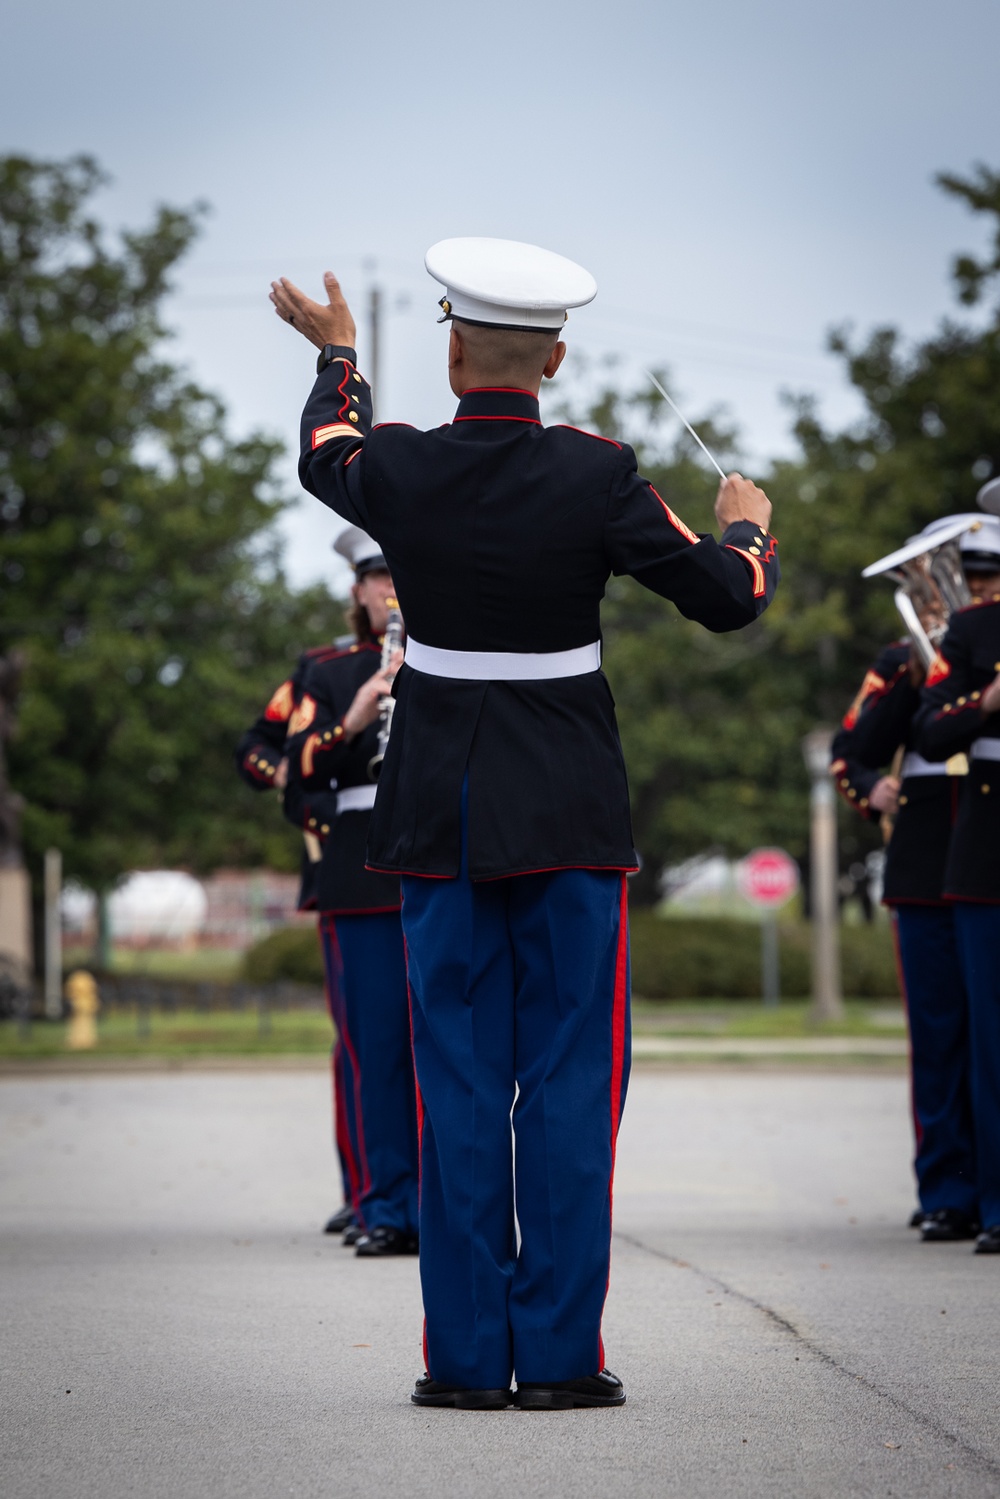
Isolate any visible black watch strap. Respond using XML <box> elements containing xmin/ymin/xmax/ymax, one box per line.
<box><xmin>317</xmin><ymin>344</ymin><xmax>358</xmax><ymax>374</ymax></box>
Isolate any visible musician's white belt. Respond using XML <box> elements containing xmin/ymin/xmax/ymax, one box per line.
<box><xmin>970</xmin><ymin>738</ymin><xmax>1000</xmax><ymax>763</ymax></box>
<box><xmin>900</xmin><ymin>752</ymin><xmax>950</xmax><ymax>778</ymax></box>
<box><xmin>405</xmin><ymin>637</ymin><xmax>601</xmax><ymax>681</ymax></box>
<box><xmin>336</xmin><ymin>784</ymin><xmax>378</xmax><ymax>813</ymax></box>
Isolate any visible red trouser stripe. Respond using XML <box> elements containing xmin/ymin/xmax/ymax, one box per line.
<box><xmin>599</xmin><ymin>875</ymin><xmax>630</xmax><ymax>1368</ymax></box>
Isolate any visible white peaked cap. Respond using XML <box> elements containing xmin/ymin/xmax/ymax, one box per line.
<box><xmin>425</xmin><ymin>237</ymin><xmax>597</xmax><ymax>331</ymax></box>
<box><xmin>920</xmin><ymin>512</ymin><xmax>1000</xmax><ymax>558</ymax></box>
<box><xmin>333</xmin><ymin>526</ymin><xmax>385</xmax><ymax>571</ymax></box>
<box><xmin>977</xmin><ymin>476</ymin><xmax>1000</xmax><ymax>516</ymax></box>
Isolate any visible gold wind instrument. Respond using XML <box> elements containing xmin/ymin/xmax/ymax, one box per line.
<box><xmin>367</xmin><ymin>596</ymin><xmax>403</xmax><ymax>782</ymax></box>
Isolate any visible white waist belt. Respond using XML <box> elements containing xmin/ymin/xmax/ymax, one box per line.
<box><xmin>336</xmin><ymin>784</ymin><xmax>378</xmax><ymax>813</ymax></box>
<box><xmin>405</xmin><ymin>637</ymin><xmax>601</xmax><ymax>681</ymax></box>
<box><xmin>971</xmin><ymin>738</ymin><xmax>1000</xmax><ymax>763</ymax></box>
<box><xmin>900</xmin><ymin>751</ymin><xmax>949</xmax><ymax>778</ymax></box>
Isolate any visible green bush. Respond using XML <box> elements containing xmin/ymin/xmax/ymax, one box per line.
<box><xmin>242</xmin><ymin>925</ymin><xmax>325</xmax><ymax>986</ymax></box>
<box><xmin>629</xmin><ymin>912</ymin><xmax>899</xmax><ymax>1000</ymax></box>
<box><xmin>244</xmin><ymin>912</ymin><xmax>901</xmax><ymax>1001</ymax></box>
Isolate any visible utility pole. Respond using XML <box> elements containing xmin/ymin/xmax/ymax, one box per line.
<box><xmin>802</xmin><ymin>728</ymin><xmax>844</xmax><ymax>1023</ymax></box>
<box><xmin>43</xmin><ymin>847</ymin><xmax>62</xmax><ymax>1019</ymax></box>
<box><xmin>368</xmin><ymin>284</ymin><xmax>382</xmax><ymax>420</ymax></box>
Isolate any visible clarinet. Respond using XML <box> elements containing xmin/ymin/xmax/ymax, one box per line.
<box><xmin>368</xmin><ymin>596</ymin><xmax>403</xmax><ymax>781</ymax></box>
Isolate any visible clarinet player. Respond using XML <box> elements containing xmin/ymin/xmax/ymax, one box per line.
<box><xmin>286</xmin><ymin>526</ymin><xmax>419</xmax><ymax>1257</ymax></box>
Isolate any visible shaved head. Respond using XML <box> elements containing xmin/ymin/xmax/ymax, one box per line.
<box><xmin>451</xmin><ymin>319</ymin><xmax>561</xmax><ymax>387</ymax></box>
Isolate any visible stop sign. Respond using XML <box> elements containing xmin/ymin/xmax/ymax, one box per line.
<box><xmin>738</xmin><ymin>847</ymin><xmax>800</xmax><ymax>908</ymax></box>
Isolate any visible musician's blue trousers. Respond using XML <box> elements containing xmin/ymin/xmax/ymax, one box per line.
<box><xmin>893</xmin><ymin>906</ymin><xmax>976</xmax><ymax>1216</ymax></box>
<box><xmin>318</xmin><ymin>924</ymin><xmax>353</xmax><ymax>1210</ymax></box>
<box><xmin>954</xmin><ymin>903</ymin><xmax>1000</xmax><ymax>1228</ymax></box>
<box><xmin>319</xmin><ymin>912</ymin><xmax>419</xmax><ymax>1234</ymax></box>
<box><xmin>401</xmin><ymin>826</ymin><xmax>630</xmax><ymax>1389</ymax></box>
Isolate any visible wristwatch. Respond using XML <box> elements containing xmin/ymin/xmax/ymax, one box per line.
<box><xmin>316</xmin><ymin>344</ymin><xmax>358</xmax><ymax>374</ymax></box>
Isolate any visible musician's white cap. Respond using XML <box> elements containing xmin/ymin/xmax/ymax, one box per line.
<box><xmin>333</xmin><ymin>526</ymin><xmax>387</xmax><ymax>577</ymax></box>
<box><xmin>918</xmin><ymin>512</ymin><xmax>1000</xmax><ymax>572</ymax></box>
<box><xmin>977</xmin><ymin>476</ymin><xmax>1000</xmax><ymax>517</ymax></box>
<box><xmin>425</xmin><ymin>237</ymin><xmax>597</xmax><ymax>331</ymax></box>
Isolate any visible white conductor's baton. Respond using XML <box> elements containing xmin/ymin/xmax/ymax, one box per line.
<box><xmin>645</xmin><ymin>371</ymin><xmax>727</xmax><ymax>482</ymax></box>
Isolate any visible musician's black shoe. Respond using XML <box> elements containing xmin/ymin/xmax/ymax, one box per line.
<box><xmin>973</xmin><ymin>1225</ymin><xmax>1000</xmax><ymax>1255</ymax></box>
<box><xmin>515</xmin><ymin>1368</ymin><xmax>626</xmax><ymax>1410</ymax></box>
<box><xmin>908</xmin><ymin>1208</ymin><xmax>924</xmax><ymax>1229</ymax></box>
<box><xmin>341</xmin><ymin>1222</ymin><xmax>364</xmax><ymax>1246</ymax></box>
<box><xmin>355</xmin><ymin>1225</ymin><xmax>419</xmax><ymax>1257</ymax></box>
<box><xmin>324</xmin><ymin>1204</ymin><xmax>355</xmax><ymax>1235</ymax></box>
<box><xmin>920</xmin><ymin>1209</ymin><xmax>981</xmax><ymax>1242</ymax></box>
<box><xmin>411</xmin><ymin>1375</ymin><xmax>511</xmax><ymax>1410</ymax></box>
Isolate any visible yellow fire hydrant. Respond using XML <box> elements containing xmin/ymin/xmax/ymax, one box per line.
<box><xmin>65</xmin><ymin>970</ymin><xmax>100</xmax><ymax>1050</ymax></box>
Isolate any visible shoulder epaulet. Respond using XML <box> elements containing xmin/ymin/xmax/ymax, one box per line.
<box><xmin>551</xmin><ymin>424</ymin><xmax>623</xmax><ymax>450</ymax></box>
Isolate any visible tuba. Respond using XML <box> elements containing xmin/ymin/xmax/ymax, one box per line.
<box><xmin>367</xmin><ymin>596</ymin><xmax>404</xmax><ymax>781</ymax></box>
<box><xmin>861</xmin><ymin>516</ymin><xmax>977</xmax><ymax>668</ymax></box>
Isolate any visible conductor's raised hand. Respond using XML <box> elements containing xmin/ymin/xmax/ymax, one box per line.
<box><xmin>269</xmin><ymin>271</ymin><xmax>357</xmax><ymax>351</ymax></box>
<box><xmin>714</xmin><ymin>472</ymin><xmax>773</xmax><ymax>534</ymax></box>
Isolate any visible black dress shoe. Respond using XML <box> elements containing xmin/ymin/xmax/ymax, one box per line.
<box><xmin>920</xmin><ymin>1209</ymin><xmax>981</xmax><ymax>1242</ymax></box>
<box><xmin>324</xmin><ymin>1204</ymin><xmax>355</xmax><ymax>1235</ymax></box>
<box><xmin>908</xmin><ymin>1207</ymin><xmax>924</xmax><ymax>1229</ymax></box>
<box><xmin>515</xmin><ymin>1368</ymin><xmax>626</xmax><ymax>1410</ymax></box>
<box><xmin>355</xmin><ymin>1225</ymin><xmax>419</xmax><ymax>1257</ymax></box>
<box><xmin>411</xmin><ymin>1374</ymin><xmax>511</xmax><ymax>1410</ymax></box>
<box><xmin>341</xmin><ymin>1222</ymin><xmax>364</xmax><ymax>1246</ymax></box>
<box><xmin>974</xmin><ymin>1225</ymin><xmax>1000</xmax><ymax>1255</ymax></box>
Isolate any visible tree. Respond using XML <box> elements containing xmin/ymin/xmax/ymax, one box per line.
<box><xmin>552</xmin><ymin>166</ymin><xmax>1000</xmax><ymax>901</ymax></box>
<box><xmin>0</xmin><ymin>154</ymin><xmax>344</xmax><ymax>915</ymax></box>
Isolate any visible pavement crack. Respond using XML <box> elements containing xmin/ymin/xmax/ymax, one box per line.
<box><xmin>616</xmin><ymin>1229</ymin><xmax>1000</xmax><ymax>1479</ymax></box>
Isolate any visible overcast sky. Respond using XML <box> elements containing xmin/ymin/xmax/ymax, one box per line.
<box><xmin>3</xmin><ymin>0</ymin><xmax>998</xmax><ymax>589</ymax></box>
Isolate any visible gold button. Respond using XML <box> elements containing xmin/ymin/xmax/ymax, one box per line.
<box><xmin>840</xmin><ymin>778</ymin><xmax>850</xmax><ymax>788</ymax></box>
<box><xmin>309</xmin><ymin>818</ymin><xmax>317</xmax><ymax>828</ymax></box>
<box><xmin>848</xmin><ymin>789</ymin><xmax>857</xmax><ymax>798</ymax></box>
<box><xmin>323</xmin><ymin>731</ymin><xmax>332</xmax><ymax>742</ymax></box>
<box><xmin>982</xmin><ymin>784</ymin><xmax>991</xmax><ymax>795</ymax></box>
<box><xmin>249</xmin><ymin>754</ymin><xmax>258</xmax><ymax>763</ymax></box>
<box><xmin>321</xmin><ymin>824</ymin><xmax>330</xmax><ymax>834</ymax></box>
<box><xmin>899</xmin><ymin>795</ymin><xmax>908</xmax><ymax>806</ymax></box>
<box><xmin>973</xmin><ymin>691</ymin><xmax>982</xmax><ymax>701</ymax></box>
<box><xmin>350</xmin><ymin>645</ymin><xmax>359</xmax><ymax>652</ymax></box>
<box><xmin>749</xmin><ymin>546</ymin><xmax>761</xmax><ymax>556</ymax></box>
<box><xmin>349</xmin><ymin>411</ymin><xmax>359</xmax><ymax>422</ymax></box>
<box><xmin>352</xmin><ymin>394</ymin><xmax>359</xmax><ymax>403</ymax></box>
<box><xmin>958</xmin><ymin>697</ymin><xmax>967</xmax><ymax>706</ymax></box>
<box><xmin>944</xmin><ymin>704</ymin><xmax>952</xmax><ymax>712</ymax></box>
<box><xmin>334</xmin><ymin>726</ymin><xmax>344</xmax><ymax>738</ymax></box>
<box><xmin>860</xmin><ymin>798</ymin><xmax>869</xmax><ymax>808</ymax></box>
<box><xmin>353</xmin><ymin>372</ymin><xmax>362</xmax><ymax>383</ymax></box>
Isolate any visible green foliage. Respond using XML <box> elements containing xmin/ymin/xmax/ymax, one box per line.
<box><xmin>0</xmin><ymin>154</ymin><xmax>346</xmax><ymax>891</ymax></box>
<box><xmin>629</xmin><ymin>912</ymin><xmax>898</xmax><ymax>1000</ymax></box>
<box><xmin>242</xmin><ymin>924</ymin><xmax>325</xmax><ymax>986</ymax></box>
<box><xmin>555</xmin><ymin>167</ymin><xmax>1000</xmax><ymax>899</ymax></box>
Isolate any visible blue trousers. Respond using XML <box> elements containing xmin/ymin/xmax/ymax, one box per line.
<box><xmin>401</xmin><ymin>856</ymin><xmax>630</xmax><ymax>1390</ymax></box>
<box><xmin>953</xmin><ymin>903</ymin><xmax>1000</xmax><ymax>1228</ymax></box>
<box><xmin>319</xmin><ymin>912</ymin><xmax>419</xmax><ymax>1234</ymax></box>
<box><xmin>893</xmin><ymin>906</ymin><xmax>976</xmax><ymax>1216</ymax></box>
<box><xmin>318</xmin><ymin>925</ymin><xmax>355</xmax><ymax>1210</ymax></box>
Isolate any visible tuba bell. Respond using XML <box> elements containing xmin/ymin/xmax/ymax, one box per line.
<box><xmin>861</xmin><ymin>515</ymin><xmax>978</xmax><ymax>668</ymax></box>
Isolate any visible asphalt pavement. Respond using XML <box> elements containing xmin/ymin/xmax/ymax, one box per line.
<box><xmin>2</xmin><ymin>1066</ymin><xmax>998</xmax><ymax>1499</ymax></box>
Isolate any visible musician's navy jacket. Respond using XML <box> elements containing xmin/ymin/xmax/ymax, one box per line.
<box><xmin>297</xmin><ymin>352</ymin><xmax>780</xmax><ymax>879</ymax></box>
<box><xmin>831</xmin><ymin>641</ymin><xmax>959</xmax><ymax>904</ymax></box>
<box><xmin>235</xmin><ymin>643</ymin><xmax>342</xmax><ymax>910</ymax></box>
<box><xmin>915</xmin><ymin>594</ymin><xmax>1000</xmax><ymax>902</ymax></box>
<box><xmin>287</xmin><ymin>641</ymin><xmax>401</xmax><ymax>914</ymax></box>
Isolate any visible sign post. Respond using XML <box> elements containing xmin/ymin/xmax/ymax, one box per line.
<box><xmin>738</xmin><ymin>848</ymin><xmax>801</xmax><ymax>1007</ymax></box>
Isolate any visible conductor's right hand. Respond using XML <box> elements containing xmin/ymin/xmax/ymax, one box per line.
<box><xmin>714</xmin><ymin>472</ymin><xmax>773</xmax><ymax>534</ymax></box>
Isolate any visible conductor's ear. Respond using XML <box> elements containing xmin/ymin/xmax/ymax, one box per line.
<box><xmin>448</xmin><ymin>326</ymin><xmax>463</xmax><ymax>371</ymax></box>
<box><xmin>543</xmin><ymin>341</ymin><xmax>567</xmax><ymax>381</ymax></box>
